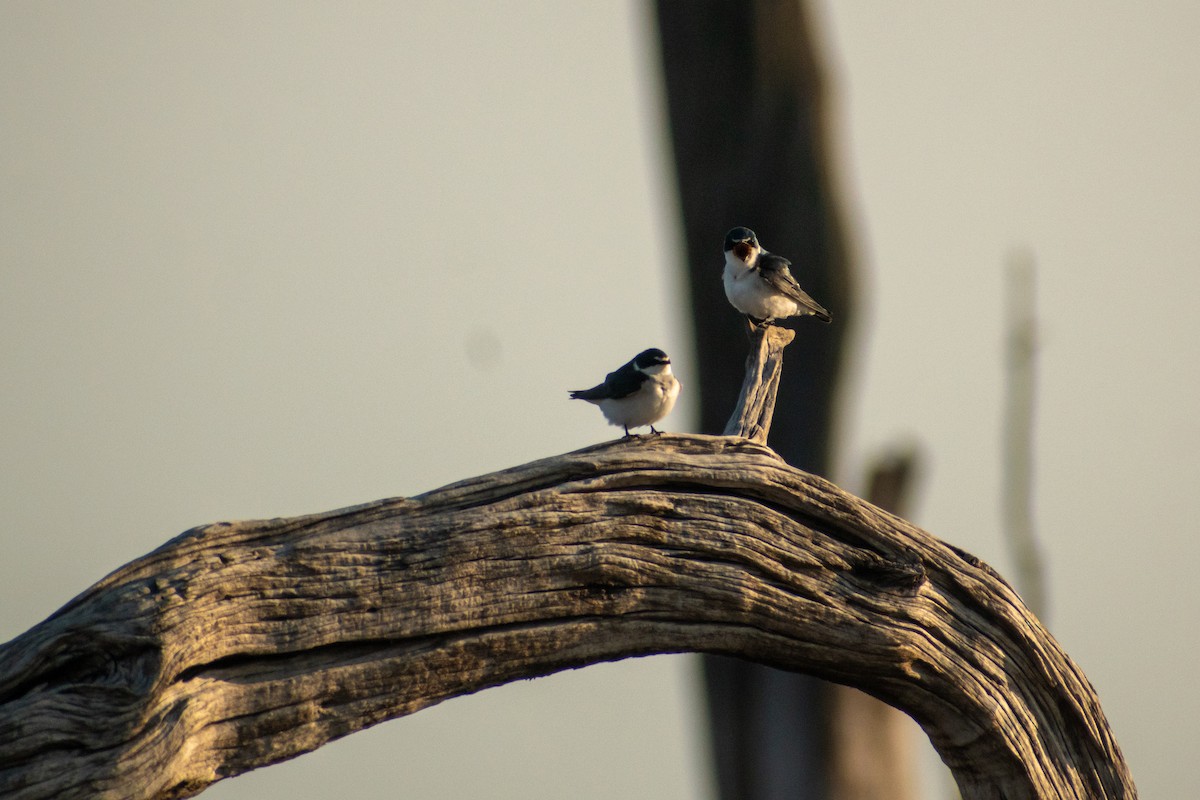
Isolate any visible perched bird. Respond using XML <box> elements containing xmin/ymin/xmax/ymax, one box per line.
<box><xmin>722</xmin><ymin>226</ymin><xmax>832</xmax><ymax>327</ymax></box>
<box><xmin>569</xmin><ymin>348</ymin><xmax>680</xmax><ymax>437</ymax></box>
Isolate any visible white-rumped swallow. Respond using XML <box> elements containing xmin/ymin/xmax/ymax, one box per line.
<box><xmin>569</xmin><ymin>348</ymin><xmax>680</xmax><ymax>437</ymax></box>
<box><xmin>722</xmin><ymin>227</ymin><xmax>831</xmax><ymax>327</ymax></box>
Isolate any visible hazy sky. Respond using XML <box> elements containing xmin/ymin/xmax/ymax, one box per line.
<box><xmin>2</xmin><ymin>2</ymin><xmax>1197</xmax><ymax>798</ymax></box>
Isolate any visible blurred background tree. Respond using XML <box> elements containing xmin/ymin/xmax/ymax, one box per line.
<box><xmin>656</xmin><ymin>2</ymin><xmax>861</xmax><ymax>798</ymax></box>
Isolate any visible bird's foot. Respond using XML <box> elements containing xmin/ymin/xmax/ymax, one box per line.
<box><xmin>745</xmin><ymin>315</ymin><xmax>775</xmax><ymax>337</ymax></box>
<box><xmin>649</xmin><ymin>426</ymin><xmax>663</xmax><ymax>436</ymax></box>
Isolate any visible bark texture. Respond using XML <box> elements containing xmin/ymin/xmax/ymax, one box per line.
<box><xmin>0</xmin><ymin>435</ymin><xmax>1135</xmax><ymax>800</ymax></box>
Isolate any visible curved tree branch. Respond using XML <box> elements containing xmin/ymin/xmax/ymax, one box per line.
<box><xmin>0</xmin><ymin>432</ymin><xmax>1134</xmax><ymax>799</ymax></box>
<box><xmin>0</xmin><ymin>327</ymin><xmax>1133</xmax><ymax>799</ymax></box>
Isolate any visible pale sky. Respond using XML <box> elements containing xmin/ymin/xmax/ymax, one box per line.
<box><xmin>2</xmin><ymin>3</ymin><xmax>1197</xmax><ymax>798</ymax></box>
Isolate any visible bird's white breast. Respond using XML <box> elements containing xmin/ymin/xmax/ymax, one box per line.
<box><xmin>597</xmin><ymin>367</ymin><xmax>679</xmax><ymax>430</ymax></box>
<box><xmin>722</xmin><ymin>256</ymin><xmax>800</xmax><ymax>319</ymax></box>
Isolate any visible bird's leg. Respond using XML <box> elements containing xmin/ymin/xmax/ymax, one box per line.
<box><xmin>745</xmin><ymin>315</ymin><xmax>776</xmax><ymax>338</ymax></box>
<box><xmin>623</xmin><ymin>425</ymin><xmax>632</xmax><ymax>438</ymax></box>
<box><xmin>650</xmin><ymin>426</ymin><xmax>662</xmax><ymax>435</ymax></box>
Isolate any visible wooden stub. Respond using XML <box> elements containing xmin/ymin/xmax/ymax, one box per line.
<box><xmin>723</xmin><ymin>325</ymin><xmax>796</xmax><ymax>443</ymax></box>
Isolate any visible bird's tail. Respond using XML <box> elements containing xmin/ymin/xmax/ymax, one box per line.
<box><xmin>800</xmin><ymin>293</ymin><xmax>832</xmax><ymax>323</ymax></box>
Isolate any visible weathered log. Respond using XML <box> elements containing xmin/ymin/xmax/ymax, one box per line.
<box><xmin>0</xmin><ymin>331</ymin><xmax>1134</xmax><ymax>799</ymax></box>
<box><xmin>0</xmin><ymin>433</ymin><xmax>1135</xmax><ymax>799</ymax></box>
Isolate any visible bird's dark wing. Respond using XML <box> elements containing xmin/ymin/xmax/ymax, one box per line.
<box><xmin>569</xmin><ymin>362</ymin><xmax>648</xmax><ymax>401</ymax></box>
<box><xmin>758</xmin><ymin>252</ymin><xmax>832</xmax><ymax>322</ymax></box>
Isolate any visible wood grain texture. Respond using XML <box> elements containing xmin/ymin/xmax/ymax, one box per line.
<box><xmin>0</xmin><ymin>435</ymin><xmax>1135</xmax><ymax>800</ymax></box>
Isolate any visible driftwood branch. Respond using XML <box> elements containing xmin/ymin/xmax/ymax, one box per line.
<box><xmin>0</xmin><ymin>328</ymin><xmax>1134</xmax><ymax>800</ymax></box>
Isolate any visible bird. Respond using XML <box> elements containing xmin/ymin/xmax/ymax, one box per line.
<box><xmin>569</xmin><ymin>348</ymin><xmax>680</xmax><ymax>437</ymax></box>
<box><xmin>722</xmin><ymin>226</ymin><xmax>832</xmax><ymax>328</ymax></box>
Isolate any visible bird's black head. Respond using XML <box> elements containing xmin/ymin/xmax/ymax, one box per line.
<box><xmin>633</xmin><ymin>348</ymin><xmax>671</xmax><ymax>369</ymax></box>
<box><xmin>724</xmin><ymin>226</ymin><xmax>758</xmax><ymax>251</ymax></box>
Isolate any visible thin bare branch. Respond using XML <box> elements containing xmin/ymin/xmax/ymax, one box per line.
<box><xmin>1003</xmin><ymin>251</ymin><xmax>1047</xmax><ymax>617</ymax></box>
